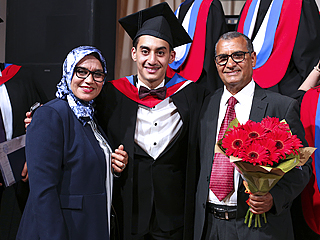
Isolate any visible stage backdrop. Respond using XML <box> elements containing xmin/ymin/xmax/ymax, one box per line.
<box><xmin>5</xmin><ymin>0</ymin><xmax>117</xmax><ymax>102</ymax></box>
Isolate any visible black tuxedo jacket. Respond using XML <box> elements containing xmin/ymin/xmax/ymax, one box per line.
<box><xmin>95</xmin><ymin>79</ymin><xmax>208</xmax><ymax>240</ymax></box>
<box><xmin>194</xmin><ymin>85</ymin><xmax>312</xmax><ymax>240</ymax></box>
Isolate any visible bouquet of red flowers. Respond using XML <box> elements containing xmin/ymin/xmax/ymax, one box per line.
<box><xmin>216</xmin><ymin>116</ymin><xmax>315</xmax><ymax>228</ymax></box>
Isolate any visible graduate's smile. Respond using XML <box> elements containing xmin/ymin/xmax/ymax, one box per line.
<box><xmin>144</xmin><ymin>65</ymin><xmax>161</xmax><ymax>74</ymax></box>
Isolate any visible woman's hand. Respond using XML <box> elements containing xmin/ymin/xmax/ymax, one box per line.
<box><xmin>111</xmin><ymin>145</ymin><xmax>128</xmax><ymax>173</ymax></box>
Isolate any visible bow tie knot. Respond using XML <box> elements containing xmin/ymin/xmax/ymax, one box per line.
<box><xmin>139</xmin><ymin>86</ymin><xmax>167</xmax><ymax>100</ymax></box>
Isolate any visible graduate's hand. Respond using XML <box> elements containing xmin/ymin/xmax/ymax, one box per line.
<box><xmin>25</xmin><ymin>103</ymin><xmax>42</xmax><ymax>129</ymax></box>
<box><xmin>21</xmin><ymin>162</ymin><xmax>28</xmax><ymax>182</ymax></box>
<box><xmin>112</xmin><ymin>145</ymin><xmax>128</xmax><ymax>173</ymax></box>
<box><xmin>24</xmin><ymin>111</ymin><xmax>33</xmax><ymax>129</ymax></box>
<box><xmin>248</xmin><ymin>192</ymin><xmax>273</xmax><ymax>215</ymax></box>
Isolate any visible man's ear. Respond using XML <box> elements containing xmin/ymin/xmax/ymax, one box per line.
<box><xmin>251</xmin><ymin>51</ymin><xmax>257</xmax><ymax>68</ymax></box>
<box><xmin>131</xmin><ymin>47</ymin><xmax>137</xmax><ymax>62</ymax></box>
<box><xmin>168</xmin><ymin>50</ymin><xmax>176</xmax><ymax>64</ymax></box>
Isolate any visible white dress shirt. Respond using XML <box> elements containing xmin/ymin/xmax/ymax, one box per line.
<box><xmin>0</xmin><ymin>83</ymin><xmax>13</xmax><ymax>140</ymax></box>
<box><xmin>208</xmin><ymin>80</ymin><xmax>255</xmax><ymax>206</ymax></box>
<box><xmin>134</xmin><ymin>79</ymin><xmax>184</xmax><ymax>160</ymax></box>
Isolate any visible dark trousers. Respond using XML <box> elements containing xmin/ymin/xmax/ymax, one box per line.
<box><xmin>202</xmin><ymin>205</ymin><xmax>239</xmax><ymax>240</ymax></box>
<box><xmin>0</xmin><ymin>179</ymin><xmax>29</xmax><ymax>240</ymax></box>
<box><xmin>132</xmin><ymin>207</ymin><xmax>183</xmax><ymax>240</ymax></box>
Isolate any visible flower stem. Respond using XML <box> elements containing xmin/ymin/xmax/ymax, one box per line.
<box><xmin>263</xmin><ymin>213</ymin><xmax>267</xmax><ymax>223</ymax></box>
<box><xmin>248</xmin><ymin>212</ymin><xmax>253</xmax><ymax>228</ymax></box>
<box><xmin>244</xmin><ymin>208</ymin><xmax>250</xmax><ymax>224</ymax></box>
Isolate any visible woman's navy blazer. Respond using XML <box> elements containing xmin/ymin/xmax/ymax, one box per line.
<box><xmin>17</xmin><ymin>98</ymin><xmax>110</xmax><ymax>240</ymax></box>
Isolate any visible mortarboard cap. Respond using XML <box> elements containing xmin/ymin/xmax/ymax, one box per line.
<box><xmin>118</xmin><ymin>2</ymin><xmax>192</xmax><ymax>48</ymax></box>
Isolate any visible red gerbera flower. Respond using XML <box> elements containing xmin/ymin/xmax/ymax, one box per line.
<box><xmin>260</xmin><ymin>138</ymin><xmax>282</xmax><ymax>166</ymax></box>
<box><xmin>242</xmin><ymin>120</ymin><xmax>266</xmax><ymax>141</ymax></box>
<box><xmin>222</xmin><ymin>128</ymin><xmax>249</xmax><ymax>157</ymax></box>
<box><xmin>239</xmin><ymin>143</ymin><xmax>269</xmax><ymax>166</ymax></box>
<box><xmin>267</xmin><ymin>128</ymin><xmax>292</xmax><ymax>158</ymax></box>
<box><xmin>290</xmin><ymin>134</ymin><xmax>303</xmax><ymax>155</ymax></box>
<box><xmin>261</xmin><ymin>116</ymin><xmax>290</xmax><ymax>132</ymax></box>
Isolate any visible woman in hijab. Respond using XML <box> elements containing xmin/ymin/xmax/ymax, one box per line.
<box><xmin>16</xmin><ymin>46</ymin><xmax>127</xmax><ymax>240</ymax></box>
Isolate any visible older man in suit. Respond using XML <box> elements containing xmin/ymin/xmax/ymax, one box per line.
<box><xmin>194</xmin><ymin>31</ymin><xmax>312</xmax><ymax>240</ymax></box>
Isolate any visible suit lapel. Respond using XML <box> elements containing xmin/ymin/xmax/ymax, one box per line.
<box><xmin>238</xmin><ymin>85</ymin><xmax>268</xmax><ymax>190</ymax></box>
<box><xmin>201</xmin><ymin>89</ymin><xmax>223</xmax><ymax>171</ymax></box>
<box><xmin>249</xmin><ymin>85</ymin><xmax>268</xmax><ymax>122</ymax></box>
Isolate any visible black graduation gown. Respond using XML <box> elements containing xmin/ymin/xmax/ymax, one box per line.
<box><xmin>0</xmin><ymin>64</ymin><xmax>42</xmax><ymax>239</ymax></box>
<box><xmin>176</xmin><ymin>0</ymin><xmax>228</xmax><ymax>93</ymax></box>
<box><xmin>95</xmin><ymin>78</ymin><xmax>208</xmax><ymax>240</ymax></box>
<box><xmin>238</xmin><ymin>0</ymin><xmax>320</xmax><ymax>100</ymax></box>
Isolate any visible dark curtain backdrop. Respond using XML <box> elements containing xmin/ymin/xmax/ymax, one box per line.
<box><xmin>5</xmin><ymin>0</ymin><xmax>117</xmax><ymax>102</ymax></box>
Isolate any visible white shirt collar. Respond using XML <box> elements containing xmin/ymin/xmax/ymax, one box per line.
<box><xmin>136</xmin><ymin>78</ymin><xmax>165</xmax><ymax>90</ymax></box>
<box><xmin>221</xmin><ymin>80</ymin><xmax>255</xmax><ymax>105</ymax></box>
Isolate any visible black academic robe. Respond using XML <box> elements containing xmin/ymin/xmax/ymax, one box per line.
<box><xmin>237</xmin><ymin>0</ymin><xmax>320</xmax><ymax>100</ymax></box>
<box><xmin>174</xmin><ymin>0</ymin><xmax>228</xmax><ymax>93</ymax></box>
<box><xmin>95</xmin><ymin>78</ymin><xmax>208</xmax><ymax>240</ymax></box>
<box><xmin>3</xmin><ymin>66</ymin><xmax>42</xmax><ymax>139</ymax></box>
<box><xmin>0</xmin><ymin>64</ymin><xmax>42</xmax><ymax>239</ymax></box>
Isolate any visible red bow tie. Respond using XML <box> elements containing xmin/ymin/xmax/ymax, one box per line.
<box><xmin>138</xmin><ymin>86</ymin><xmax>167</xmax><ymax>100</ymax></box>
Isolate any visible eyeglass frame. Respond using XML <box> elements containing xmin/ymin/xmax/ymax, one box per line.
<box><xmin>214</xmin><ymin>51</ymin><xmax>252</xmax><ymax>66</ymax></box>
<box><xmin>74</xmin><ymin>66</ymin><xmax>107</xmax><ymax>83</ymax></box>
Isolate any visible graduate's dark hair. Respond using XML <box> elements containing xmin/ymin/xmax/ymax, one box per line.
<box><xmin>215</xmin><ymin>31</ymin><xmax>254</xmax><ymax>55</ymax></box>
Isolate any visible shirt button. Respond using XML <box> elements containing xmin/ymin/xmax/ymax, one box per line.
<box><xmin>154</xmin><ymin>142</ymin><xmax>157</xmax><ymax>146</ymax></box>
<box><xmin>154</xmin><ymin>123</ymin><xmax>157</xmax><ymax>126</ymax></box>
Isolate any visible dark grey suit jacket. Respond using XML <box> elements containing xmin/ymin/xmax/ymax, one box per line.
<box><xmin>194</xmin><ymin>84</ymin><xmax>312</xmax><ymax>240</ymax></box>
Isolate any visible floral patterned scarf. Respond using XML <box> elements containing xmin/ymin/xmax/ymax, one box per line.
<box><xmin>56</xmin><ymin>46</ymin><xmax>107</xmax><ymax>125</ymax></box>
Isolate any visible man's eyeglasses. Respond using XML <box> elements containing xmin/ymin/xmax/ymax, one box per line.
<box><xmin>215</xmin><ymin>51</ymin><xmax>251</xmax><ymax>66</ymax></box>
<box><xmin>74</xmin><ymin>67</ymin><xmax>107</xmax><ymax>83</ymax></box>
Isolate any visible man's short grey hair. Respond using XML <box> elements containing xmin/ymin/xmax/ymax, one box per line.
<box><xmin>215</xmin><ymin>31</ymin><xmax>254</xmax><ymax>55</ymax></box>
